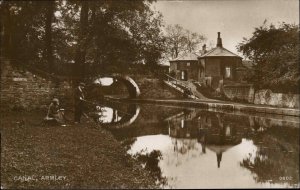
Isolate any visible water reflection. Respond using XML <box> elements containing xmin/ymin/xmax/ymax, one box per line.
<box><xmin>88</xmin><ymin>103</ymin><xmax>140</xmax><ymax>129</ymax></box>
<box><xmin>166</xmin><ymin>110</ymin><xmax>245</xmax><ymax>169</ymax></box>
<box><xmin>132</xmin><ymin>149</ymin><xmax>167</xmax><ymax>186</ymax></box>
<box><xmin>108</xmin><ymin>105</ymin><xmax>299</xmax><ymax>188</ymax></box>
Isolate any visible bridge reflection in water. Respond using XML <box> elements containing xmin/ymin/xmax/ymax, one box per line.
<box><xmin>95</xmin><ymin>104</ymin><xmax>299</xmax><ymax>189</ymax></box>
<box><xmin>87</xmin><ymin>101</ymin><xmax>140</xmax><ymax>129</ymax></box>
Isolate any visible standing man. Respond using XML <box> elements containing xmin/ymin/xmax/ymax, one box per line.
<box><xmin>74</xmin><ymin>82</ymin><xmax>85</xmax><ymax>123</ymax></box>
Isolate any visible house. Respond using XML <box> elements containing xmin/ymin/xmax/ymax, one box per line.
<box><xmin>157</xmin><ymin>64</ymin><xmax>170</xmax><ymax>74</ymax></box>
<box><xmin>198</xmin><ymin>32</ymin><xmax>243</xmax><ymax>89</ymax></box>
<box><xmin>169</xmin><ymin>32</ymin><xmax>243</xmax><ymax>90</ymax></box>
<box><xmin>169</xmin><ymin>52</ymin><xmax>199</xmax><ymax>81</ymax></box>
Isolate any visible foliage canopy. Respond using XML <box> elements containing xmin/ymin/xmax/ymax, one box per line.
<box><xmin>237</xmin><ymin>22</ymin><xmax>299</xmax><ymax>93</ymax></box>
<box><xmin>1</xmin><ymin>0</ymin><xmax>164</xmax><ymax>77</ymax></box>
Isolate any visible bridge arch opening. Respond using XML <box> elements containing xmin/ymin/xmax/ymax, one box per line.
<box><xmin>87</xmin><ymin>75</ymin><xmax>140</xmax><ymax>100</ymax></box>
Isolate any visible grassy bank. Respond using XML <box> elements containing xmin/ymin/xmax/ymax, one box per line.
<box><xmin>1</xmin><ymin>111</ymin><xmax>157</xmax><ymax>189</ymax></box>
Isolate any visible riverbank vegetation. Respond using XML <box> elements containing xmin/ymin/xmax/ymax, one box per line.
<box><xmin>1</xmin><ymin>111</ymin><xmax>158</xmax><ymax>189</ymax></box>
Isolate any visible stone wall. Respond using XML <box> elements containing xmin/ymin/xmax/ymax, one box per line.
<box><xmin>254</xmin><ymin>89</ymin><xmax>299</xmax><ymax>108</ymax></box>
<box><xmin>223</xmin><ymin>84</ymin><xmax>255</xmax><ymax>103</ymax></box>
<box><xmin>1</xmin><ymin>61</ymin><xmax>73</xmax><ymax>111</ymax></box>
<box><xmin>223</xmin><ymin>84</ymin><xmax>299</xmax><ymax>108</ymax></box>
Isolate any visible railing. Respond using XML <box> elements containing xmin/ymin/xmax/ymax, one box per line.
<box><xmin>164</xmin><ymin>74</ymin><xmax>191</xmax><ymax>92</ymax></box>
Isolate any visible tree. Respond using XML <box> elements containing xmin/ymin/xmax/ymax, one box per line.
<box><xmin>44</xmin><ymin>0</ymin><xmax>55</xmax><ymax>73</ymax></box>
<box><xmin>85</xmin><ymin>0</ymin><xmax>164</xmax><ymax>73</ymax></box>
<box><xmin>0</xmin><ymin>0</ymin><xmax>58</xmax><ymax>69</ymax></box>
<box><xmin>237</xmin><ymin>22</ymin><xmax>299</xmax><ymax>93</ymax></box>
<box><xmin>126</xmin><ymin>7</ymin><xmax>165</xmax><ymax>70</ymax></box>
<box><xmin>0</xmin><ymin>1</ymin><xmax>12</xmax><ymax>58</ymax></box>
<box><xmin>74</xmin><ymin>1</ymin><xmax>89</xmax><ymax>80</ymax></box>
<box><xmin>1</xmin><ymin>1</ymin><xmax>43</xmax><ymax>62</ymax></box>
<box><xmin>185</xmin><ymin>30</ymin><xmax>206</xmax><ymax>53</ymax></box>
<box><xmin>165</xmin><ymin>24</ymin><xmax>186</xmax><ymax>59</ymax></box>
<box><xmin>59</xmin><ymin>0</ymin><xmax>164</xmax><ymax>75</ymax></box>
<box><xmin>164</xmin><ymin>24</ymin><xmax>206</xmax><ymax>59</ymax></box>
<box><xmin>1</xmin><ymin>0</ymin><xmax>165</xmax><ymax>76</ymax></box>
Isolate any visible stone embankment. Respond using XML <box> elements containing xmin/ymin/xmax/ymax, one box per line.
<box><xmin>0</xmin><ymin>60</ymin><xmax>73</xmax><ymax>111</ymax></box>
<box><xmin>126</xmin><ymin>98</ymin><xmax>300</xmax><ymax>117</ymax></box>
<box><xmin>223</xmin><ymin>85</ymin><xmax>299</xmax><ymax>109</ymax></box>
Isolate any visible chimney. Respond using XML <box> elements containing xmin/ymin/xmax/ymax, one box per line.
<box><xmin>202</xmin><ymin>44</ymin><xmax>207</xmax><ymax>54</ymax></box>
<box><xmin>216</xmin><ymin>32</ymin><xmax>223</xmax><ymax>48</ymax></box>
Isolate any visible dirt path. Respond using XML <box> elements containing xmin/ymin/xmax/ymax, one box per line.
<box><xmin>1</xmin><ymin>111</ymin><xmax>158</xmax><ymax>189</ymax></box>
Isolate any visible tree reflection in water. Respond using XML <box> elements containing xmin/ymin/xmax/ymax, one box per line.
<box><xmin>121</xmin><ymin>137</ymin><xmax>137</xmax><ymax>152</ymax></box>
<box><xmin>132</xmin><ymin>150</ymin><xmax>168</xmax><ymax>187</ymax></box>
<box><xmin>240</xmin><ymin>125</ymin><xmax>299</xmax><ymax>187</ymax></box>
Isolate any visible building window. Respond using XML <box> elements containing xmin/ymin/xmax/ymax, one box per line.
<box><xmin>181</xmin><ymin>120</ymin><xmax>185</xmax><ymax>128</ymax></box>
<box><xmin>187</xmin><ymin>62</ymin><xmax>190</xmax><ymax>66</ymax></box>
<box><xmin>225</xmin><ymin>126</ymin><xmax>231</xmax><ymax>136</ymax></box>
<box><xmin>225</xmin><ymin>67</ymin><xmax>231</xmax><ymax>78</ymax></box>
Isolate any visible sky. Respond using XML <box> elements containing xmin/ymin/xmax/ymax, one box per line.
<box><xmin>152</xmin><ymin>0</ymin><xmax>299</xmax><ymax>56</ymax></box>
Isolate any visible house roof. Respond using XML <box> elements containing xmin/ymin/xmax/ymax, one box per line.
<box><xmin>157</xmin><ymin>64</ymin><xmax>169</xmax><ymax>67</ymax></box>
<box><xmin>199</xmin><ymin>46</ymin><xmax>241</xmax><ymax>58</ymax></box>
<box><xmin>170</xmin><ymin>52</ymin><xmax>199</xmax><ymax>62</ymax></box>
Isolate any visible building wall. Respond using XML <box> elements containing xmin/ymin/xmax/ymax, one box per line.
<box><xmin>204</xmin><ymin>58</ymin><xmax>221</xmax><ymax>77</ymax></box>
<box><xmin>170</xmin><ymin>60</ymin><xmax>199</xmax><ymax>81</ymax></box>
<box><xmin>220</xmin><ymin>57</ymin><xmax>240</xmax><ymax>81</ymax></box>
<box><xmin>170</xmin><ymin>62</ymin><xmax>177</xmax><ymax>74</ymax></box>
<box><xmin>158</xmin><ymin>65</ymin><xmax>169</xmax><ymax>74</ymax></box>
<box><xmin>201</xmin><ymin>57</ymin><xmax>242</xmax><ymax>89</ymax></box>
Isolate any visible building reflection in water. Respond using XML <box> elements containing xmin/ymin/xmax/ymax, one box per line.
<box><xmin>166</xmin><ymin>109</ymin><xmax>243</xmax><ymax>169</ymax></box>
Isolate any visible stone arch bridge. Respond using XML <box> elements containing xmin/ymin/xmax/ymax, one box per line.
<box><xmin>88</xmin><ymin>74</ymin><xmax>140</xmax><ymax>99</ymax></box>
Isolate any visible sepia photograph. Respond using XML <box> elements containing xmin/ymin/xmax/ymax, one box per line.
<box><xmin>0</xmin><ymin>0</ymin><xmax>299</xmax><ymax>189</ymax></box>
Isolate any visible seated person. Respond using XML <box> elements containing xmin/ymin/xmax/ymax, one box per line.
<box><xmin>183</xmin><ymin>88</ymin><xmax>192</xmax><ymax>97</ymax></box>
<box><xmin>44</xmin><ymin>98</ymin><xmax>65</xmax><ymax>124</ymax></box>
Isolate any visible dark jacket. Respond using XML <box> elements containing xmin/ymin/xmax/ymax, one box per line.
<box><xmin>74</xmin><ymin>87</ymin><xmax>85</xmax><ymax>104</ymax></box>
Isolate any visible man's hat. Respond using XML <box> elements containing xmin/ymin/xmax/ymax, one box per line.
<box><xmin>79</xmin><ymin>82</ymin><xmax>85</xmax><ymax>86</ymax></box>
<box><xmin>52</xmin><ymin>98</ymin><xmax>59</xmax><ymax>103</ymax></box>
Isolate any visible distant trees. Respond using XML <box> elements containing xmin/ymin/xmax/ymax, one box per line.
<box><xmin>164</xmin><ymin>24</ymin><xmax>206</xmax><ymax>59</ymax></box>
<box><xmin>237</xmin><ymin>22</ymin><xmax>299</xmax><ymax>93</ymax></box>
<box><xmin>0</xmin><ymin>0</ymin><xmax>165</xmax><ymax>77</ymax></box>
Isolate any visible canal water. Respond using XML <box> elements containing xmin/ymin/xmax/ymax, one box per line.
<box><xmin>89</xmin><ymin>102</ymin><xmax>300</xmax><ymax>188</ymax></box>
